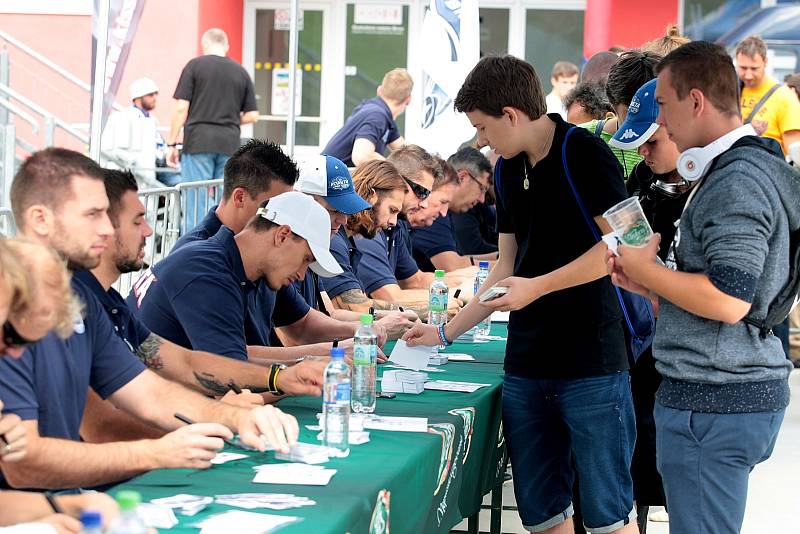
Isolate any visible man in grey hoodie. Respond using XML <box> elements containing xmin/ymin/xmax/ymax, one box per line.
<box><xmin>609</xmin><ymin>41</ymin><xmax>799</xmax><ymax>534</ymax></box>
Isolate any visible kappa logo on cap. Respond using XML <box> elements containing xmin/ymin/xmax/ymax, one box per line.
<box><xmin>329</xmin><ymin>177</ymin><xmax>350</xmax><ymax>191</ymax></box>
<box><xmin>620</xmin><ymin>128</ymin><xmax>639</xmax><ymax>140</ymax></box>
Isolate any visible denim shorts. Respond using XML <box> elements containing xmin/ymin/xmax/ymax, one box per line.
<box><xmin>503</xmin><ymin>372</ymin><xmax>637</xmax><ymax>533</ymax></box>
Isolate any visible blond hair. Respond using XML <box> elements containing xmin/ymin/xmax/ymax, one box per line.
<box><xmin>380</xmin><ymin>68</ymin><xmax>413</xmax><ymax>103</ymax></box>
<box><xmin>641</xmin><ymin>25</ymin><xmax>690</xmax><ymax>56</ymax></box>
<box><xmin>0</xmin><ymin>238</ymin><xmax>31</xmax><ymax>316</ymax></box>
<box><xmin>5</xmin><ymin>239</ymin><xmax>79</xmax><ymax>339</ymax></box>
<box><xmin>201</xmin><ymin>28</ymin><xmax>228</xmax><ymax>51</ymax></box>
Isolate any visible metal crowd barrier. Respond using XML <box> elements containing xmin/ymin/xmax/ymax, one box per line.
<box><xmin>0</xmin><ymin>206</ymin><xmax>15</xmax><ymax>236</ymax></box>
<box><xmin>175</xmin><ymin>179</ymin><xmax>223</xmax><ymax>236</ymax></box>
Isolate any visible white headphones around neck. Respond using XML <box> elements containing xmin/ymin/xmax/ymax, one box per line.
<box><xmin>676</xmin><ymin>124</ymin><xmax>757</xmax><ymax>181</ymax></box>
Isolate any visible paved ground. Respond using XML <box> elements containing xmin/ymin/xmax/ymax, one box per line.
<box><xmin>453</xmin><ymin>369</ymin><xmax>800</xmax><ymax>533</ymax></box>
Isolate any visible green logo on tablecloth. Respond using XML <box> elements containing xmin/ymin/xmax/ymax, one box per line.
<box><xmin>427</xmin><ymin>423</ymin><xmax>456</xmax><ymax>496</ymax></box>
<box><xmin>448</xmin><ymin>407</ymin><xmax>476</xmax><ymax>465</ymax></box>
<box><xmin>369</xmin><ymin>489</ymin><xmax>391</xmax><ymax>534</ymax></box>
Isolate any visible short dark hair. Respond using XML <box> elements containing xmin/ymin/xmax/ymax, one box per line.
<box><xmin>455</xmin><ymin>55</ymin><xmax>546</xmax><ymax>120</ymax></box>
<box><xmin>563</xmin><ymin>81</ymin><xmax>614</xmax><ymax>120</ymax></box>
<box><xmin>656</xmin><ymin>40</ymin><xmax>740</xmax><ymax>117</ymax></box>
<box><xmin>447</xmin><ymin>146</ymin><xmax>492</xmax><ymax>178</ymax></box>
<box><xmin>785</xmin><ymin>73</ymin><xmax>800</xmax><ymax>100</ymax></box>
<box><xmin>11</xmin><ymin>148</ymin><xmax>104</xmax><ymax>229</ymax></box>
<box><xmin>581</xmin><ymin>51</ymin><xmax>620</xmax><ymax>85</ymax></box>
<box><xmin>102</xmin><ymin>169</ymin><xmax>138</xmax><ymax>226</ymax></box>
<box><xmin>223</xmin><ymin>139</ymin><xmax>298</xmax><ymax>201</ymax></box>
<box><xmin>735</xmin><ymin>35</ymin><xmax>767</xmax><ymax>61</ymax></box>
<box><xmin>387</xmin><ymin>144</ymin><xmax>442</xmax><ymax>184</ymax></box>
<box><xmin>606</xmin><ymin>51</ymin><xmax>662</xmax><ymax>108</ymax></box>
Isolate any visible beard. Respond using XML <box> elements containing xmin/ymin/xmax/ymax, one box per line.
<box><xmin>114</xmin><ymin>238</ymin><xmax>147</xmax><ymax>273</ymax></box>
<box><xmin>49</xmin><ymin>229</ymin><xmax>101</xmax><ymax>271</ymax></box>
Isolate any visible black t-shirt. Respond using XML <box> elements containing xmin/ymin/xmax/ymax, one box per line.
<box><xmin>174</xmin><ymin>55</ymin><xmax>257</xmax><ymax>155</ymax></box>
<box><xmin>495</xmin><ymin>114</ymin><xmax>628</xmax><ymax>379</ymax></box>
<box><xmin>451</xmin><ymin>203</ymin><xmax>498</xmax><ymax>255</ymax></box>
<box><xmin>410</xmin><ymin>215</ymin><xmax>459</xmax><ymax>272</ymax></box>
<box><xmin>627</xmin><ymin>162</ymin><xmax>690</xmax><ymax>263</ymax></box>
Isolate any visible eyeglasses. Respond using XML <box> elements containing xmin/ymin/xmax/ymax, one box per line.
<box><xmin>2</xmin><ymin>321</ymin><xmax>34</xmax><ymax>350</ymax></box>
<box><xmin>465</xmin><ymin>172</ymin><xmax>490</xmax><ymax>194</ymax></box>
<box><xmin>402</xmin><ymin>176</ymin><xmax>430</xmax><ymax>200</ymax></box>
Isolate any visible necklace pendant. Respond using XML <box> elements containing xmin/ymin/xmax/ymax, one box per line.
<box><xmin>523</xmin><ymin>177</ymin><xmax>530</xmax><ymax>190</ymax></box>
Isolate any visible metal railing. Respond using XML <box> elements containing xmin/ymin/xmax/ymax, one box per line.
<box><xmin>175</xmin><ymin>179</ymin><xmax>223</xmax><ymax>235</ymax></box>
<box><xmin>0</xmin><ymin>207</ymin><xmax>15</xmax><ymax>236</ymax></box>
<box><xmin>0</xmin><ymin>82</ymin><xmax>89</xmax><ymax>146</ymax></box>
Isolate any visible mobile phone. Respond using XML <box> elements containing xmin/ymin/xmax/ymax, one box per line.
<box><xmin>377</xmin><ymin>392</ymin><xmax>396</xmax><ymax>399</ymax></box>
<box><xmin>479</xmin><ymin>286</ymin><xmax>508</xmax><ymax>302</ymax></box>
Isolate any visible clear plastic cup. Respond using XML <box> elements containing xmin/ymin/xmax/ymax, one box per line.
<box><xmin>602</xmin><ymin>197</ymin><xmax>653</xmax><ymax>247</ymax></box>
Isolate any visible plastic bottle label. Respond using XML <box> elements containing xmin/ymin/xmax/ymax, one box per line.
<box><xmin>429</xmin><ymin>293</ymin><xmax>447</xmax><ymax>312</ymax></box>
<box><xmin>354</xmin><ymin>345</ymin><xmax>376</xmax><ymax>365</ymax></box>
<box><xmin>325</xmin><ymin>382</ymin><xmax>350</xmax><ymax>404</ymax></box>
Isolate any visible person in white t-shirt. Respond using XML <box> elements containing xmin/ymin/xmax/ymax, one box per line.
<box><xmin>545</xmin><ymin>61</ymin><xmax>578</xmax><ymax>119</ymax></box>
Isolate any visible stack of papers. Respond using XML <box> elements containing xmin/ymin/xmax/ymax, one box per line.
<box><xmin>429</xmin><ymin>353</ymin><xmax>448</xmax><ymax>365</ymax></box>
<box><xmin>475</xmin><ymin>334</ymin><xmax>506</xmax><ymax>342</ymax></box>
<box><xmin>215</xmin><ymin>493</ymin><xmax>316</xmax><ymax>511</ymax></box>
<box><xmin>274</xmin><ymin>442</ymin><xmax>330</xmax><ymax>465</ymax></box>
<box><xmin>211</xmin><ymin>452</ymin><xmax>249</xmax><ymax>465</ymax></box>
<box><xmin>425</xmin><ymin>380</ymin><xmax>492</xmax><ymax>393</ymax></box>
<box><xmin>363</xmin><ymin>415</ymin><xmax>429</xmax><ymax>432</ymax></box>
<box><xmin>253</xmin><ymin>463</ymin><xmax>337</xmax><ymax>486</ymax></box>
<box><xmin>197</xmin><ymin>510</ymin><xmax>299</xmax><ymax>534</ymax></box>
<box><xmin>490</xmin><ymin>311</ymin><xmax>510</xmax><ymax>322</ymax></box>
<box><xmin>314</xmin><ymin>430</ymin><xmax>371</xmax><ymax>445</ymax></box>
<box><xmin>151</xmin><ymin>494</ymin><xmax>213</xmax><ymax>516</ymax></box>
<box><xmin>381</xmin><ymin>370</ymin><xmax>428</xmax><ymax>394</ymax></box>
<box><xmin>388</xmin><ymin>340</ymin><xmax>432</xmax><ymax>370</ymax></box>
<box><xmin>444</xmin><ymin>353</ymin><xmax>475</xmax><ymax>361</ymax></box>
<box><xmin>137</xmin><ymin>503</ymin><xmax>179</xmax><ymax>528</ymax></box>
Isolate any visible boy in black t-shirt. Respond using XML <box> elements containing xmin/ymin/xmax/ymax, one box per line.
<box><xmin>403</xmin><ymin>56</ymin><xmax>638</xmax><ymax>534</ymax></box>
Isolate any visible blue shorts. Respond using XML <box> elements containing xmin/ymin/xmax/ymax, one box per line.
<box><xmin>655</xmin><ymin>402</ymin><xmax>784</xmax><ymax>534</ymax></box>
<box><xmin>503</xmin><ymin>372</ymin><xmax>636</xmax><ymax>533</ymax></box>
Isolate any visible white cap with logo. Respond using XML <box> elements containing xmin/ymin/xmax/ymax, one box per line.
<box><xmin>256</xmin><ymin>191</ymin><xmax>344</xmax><ymax>278</ymax></box>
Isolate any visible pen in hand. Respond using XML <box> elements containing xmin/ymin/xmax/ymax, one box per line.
<box><xmin>227</xmin><ymin>381</ymin><xmax>243</xmax><ymax>395</ymax></box>
<box><xmin>174</xmin><ymin>412</ymin><xmax>241</xmax><ymax>450</ymax></box>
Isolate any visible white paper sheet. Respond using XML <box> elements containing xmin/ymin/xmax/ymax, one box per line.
<box><xmin>252</xmin><ymin>463</ymin><xmax>337</xmax><ymax>486</ymax></box>
<box><xmin>363</xmin><ymin>415</ymin><xmax>429</xmax><ymax>432</ymax></box>
<box><xmin>197</xmin><ymin>510</ymin><xmax>299</xmax><ymax>534</ymax></box>
<box><xmin>424</xmin><ymin>380</ymin><xmax>491</xmax><ymax>393</ymax></box>
<box><xmin>388</xmin><ymin>339</ymin><xmax>432</xmax><ymax>370</ymax></box>
<box><xmin>211</xmin><ymin>452</ymin><xmax>249</xmax><ymax>465</ymax></box>
<box><xmin>443</xmin><ymin>353</ymin><xmax>475</xmax><ymax>361</ymax></box>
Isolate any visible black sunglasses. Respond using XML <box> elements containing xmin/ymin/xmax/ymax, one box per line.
<box><xmin>402</xmin><ymin>176</ymin><xmax>430</xmax><ymax>200</ymax></box>
<box><xmin>2</xmin><ymin>321</ymin><xmax>34</xmax><ymax>349</ymax></box>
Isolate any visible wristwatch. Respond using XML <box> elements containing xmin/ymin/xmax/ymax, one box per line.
<box><xmin>268</xmin><ymin>364</ymin><xmax>287</xmax><ymax>395</ymax></box>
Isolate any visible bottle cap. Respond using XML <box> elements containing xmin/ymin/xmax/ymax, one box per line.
<box><xmin>360</xmin><ymin>313</ymin><xmax>373</xmax><ymax>325</ymax></box>
<box><xmin>479</xmin><ymin>261</ymin><xmax>489</xmax><ymax>269</ymax></box>
<box><xmin>331</xmin><ymin>347</ymin><xmax>345</xmax><ymax>359</ymax></box>
<box><xmin>115</xmin><ymin>490</ymin><xmax>141</xmax><ymax>512</ymax></box>
<box><xmin>80</xmin><ymin>511</ymin><xmax>103</xmax><ymax>529</ymax></box>
<box><xmin>434</xmin><ymin>269</ymin><xmax>445</xmax><ymax>278</ymax></box>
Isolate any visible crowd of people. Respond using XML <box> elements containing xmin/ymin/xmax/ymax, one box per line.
<box><xmin>0</xmin><ymin>22</ymin><xmax>798</xmax><ymax>534</ymax></box>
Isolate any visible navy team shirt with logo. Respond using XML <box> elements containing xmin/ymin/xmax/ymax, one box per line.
<box><xmin>410</xmin><ymin>214</ymin><xmax>459</xmax><ymax>272</ymax></box>
<box><xmin>173</xmin><ymin>207</ymin><xmax>310</xmax><ymax>346</ymax></box>
<box><xmin>322</xmin><ymin>97</ymin><xmax>400</xmax><ymax>167</ymax></box>
<box><xmin>73</xmin><ymin>270</ymin><xmax>151</xmax><ymax>352</ymax></box>
<box><xmin>0</xmin><ymin>278</ymin><xmax>146</xmax><ymax>485</ymax></box>
<box><xmin>354</xmin><ymin>221</ymin><xmax>419</xmax><ymax>295</ymax></box>
<box><xmin>321</xmin><ymin>226</ymin><xmax>365</xmax><ymax>299</ymax></box>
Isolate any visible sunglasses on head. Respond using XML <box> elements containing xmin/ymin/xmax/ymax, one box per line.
<box><xmin>2</xmin><ymin>321</ymin><xmax>34</xmax><ymax>349</ymax></box>
<box><xmin>402</xmin><ymin>176</ymin><xmax>430</xmax><ymax>200</ymax></box>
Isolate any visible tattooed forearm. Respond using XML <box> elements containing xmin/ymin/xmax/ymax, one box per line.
<box><xmin>339</xmin><ymin>289</ymin><xmax>368</xmax><ymax>304</ymax></box>
<box><xmin>192</xmin><ymin>372</ymin><xmax>269</xmax><ymax>396</ymax></box>
<box><xmin>136</xmin><ymin>333</ymin><xmax>165</xmax><ymax>370</ymax></box>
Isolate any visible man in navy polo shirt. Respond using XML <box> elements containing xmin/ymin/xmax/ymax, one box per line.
<box><xmin>130</xmin><ymin>192</ymin><xmax>353</xmax><ymax>365</ymax></box>
<box><xmin>293</xmin><ymin>155</ymin><xmax>415</xmax><ymax>339</ymax></box>
<box><xmin>323</xmin><ymin>68</ymin><xmax>411</xmax><ymax>166</ymax></box>
<box><xmin>410</xmin><ymin>148</ymin><xmax>499</xmax><ymax>272</ymax></box>
<box><xmin>0</xmin><ymin>148</ymin><xmax>299</xmax><ymax>491</ymax></box>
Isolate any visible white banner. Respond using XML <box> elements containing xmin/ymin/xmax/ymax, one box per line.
<box><xmin>416</xmin><ymin>0</ymin><xmax>479</xmax><ymax>158</ymax></box>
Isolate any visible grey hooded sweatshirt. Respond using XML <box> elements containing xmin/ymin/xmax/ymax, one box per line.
<box><xmin>655</xmin><ymin>135</ymin><xmax>799</xmax><ymax>414</ymax></box>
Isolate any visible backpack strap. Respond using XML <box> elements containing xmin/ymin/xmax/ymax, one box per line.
<box><xmin>593</xmin><ymin>119</ymin><xmax>606</xmax><ymax>137</ymax></box>
<box><xmin>744</xmin><ymin>83</ymin><xmax>781</xmax><ymax>124</ymax></box>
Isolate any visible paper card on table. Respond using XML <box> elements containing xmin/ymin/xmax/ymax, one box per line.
<box><xmin>388</xmin><ymin>339</ymin><xmax>432</xmax><ymax>370</ymax></box>
<box><xmin>151</xmin><ymin>494</ymin><xmax>213</xmax><ymax>507</ymax></box>
<box><xmin>137</xmin><ymin>504</ymin><xmax>178</xmax><ymax>529</ymax></box>
<box><xmin>363</xmin><ymin>415</ymin><xmax>429</xmax><ymax>432</ymax></box>
<box><xmin>197</xmin><ymin>510</ymin><xmax>299</xmax><ymax>534</ymax></box>
<box><xmin>424</xmin><ymin>380</ymin><xmax>491</xmax><ymax>393</ymax></box>
<box><xmin>490</xmin><ymin>311</ymin><xmax>510</xmax><ymax>322</ymax></box>
<box><xmin>211</xmin><ymin>452</ymin><xmax>249</xmax><ymax>464</ymax></box>
<box><xmin>253</xmin><ymin>463</ymin><xmax>337</xmax><ymax>486</ymax></box>
<box><xmin>444</xmin><ymin>353</ymin><xmax>475</xmax><ymax>361</ymax></box>
<box><xmin>475</xmin><ymin>334</ymin><xmax>506</xmax><ymax>342</ymax></box>
<box><xmin>215</xmin><ymin>493</ymin><xmax>316</xmax><ymax>511</ymax></box>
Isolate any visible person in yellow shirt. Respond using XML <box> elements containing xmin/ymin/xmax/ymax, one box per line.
<box><xmin>736</xmin><ymin>35</ymin><xmax>800</xmax><ymax>154</ymax></box>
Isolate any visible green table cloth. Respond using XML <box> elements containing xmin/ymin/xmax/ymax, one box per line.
<box><xmin>113</xmin><ymin>325</ymin><xmax>509</xmax><ymax>533</ymax></box>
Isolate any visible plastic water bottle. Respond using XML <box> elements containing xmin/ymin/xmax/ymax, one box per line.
<box><xmin>475</xmin><ymin>261</ymin><xmax>492</xmax><ymax>336</ymax></box>
<box><xmin>352</xmin><ymin>313</ymin><xmax>378</xmax><ymax>414</ymax></box>
<box><xmin>107</xmin><ymin>491</ymin><xmax>147</xmax><ymax>534</ymax></box>
<box><xmin>80</xmin><ymin>511</ymin><xmax>103</xmax><ymax>534</ymax></box>
<box><xmin>323</xmin><ymin>347</ymin><xmax>350</xmax><ymax>457</ymax></box>
<box><xmin>428</xmin><ymin>269</ymin><xmax>449</xmax><ymax>349</ymax></box>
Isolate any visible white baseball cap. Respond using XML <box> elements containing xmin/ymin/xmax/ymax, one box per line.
<box><xmin>256</xmin><ymin>191</ymin><xmax>343</xmax><ymax>278</ymax></box>
<box><xmin>129</xmin><ymin>77</ymin><xmax>159</xmax><ymax>100</ymax></box>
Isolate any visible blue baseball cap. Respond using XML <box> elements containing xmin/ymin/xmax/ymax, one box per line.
<box><xmin>294</xmin><ymin>155</ymin><xmax>372</xmax><ymax>215</ymax></box>
<box><xmin>609</xmin><ymin>78</ymin><xmax>660</xmax><ymax>150</ymax></box>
